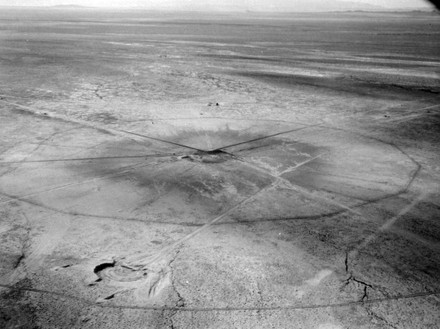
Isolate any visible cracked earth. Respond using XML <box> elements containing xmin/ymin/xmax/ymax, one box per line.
<box><xmin>0</xmin><ymin>8</ymin><xmax>440</xmax><ymax>329</ymax></box>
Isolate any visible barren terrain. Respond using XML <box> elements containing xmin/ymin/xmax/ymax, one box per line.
<box><xmin>0</xmin><ymin>8</ymin><xmax>439</xmax><ymax>329</ymax></box>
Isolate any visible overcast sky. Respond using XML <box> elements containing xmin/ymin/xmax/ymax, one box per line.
<box><xmin>0</xmin><ymin>0</ymin><xmax>434</xmax><ymax>10</ymax></box>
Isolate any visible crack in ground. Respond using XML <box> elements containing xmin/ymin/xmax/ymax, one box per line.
<box><xmin>343</xmin><ymin>252</ymin><xmax>375</xmax><ymax>302</ymax></box>
<box><xmin>94</xmin><ymin>83</ymin><xmax>104</xmax><ymax>100</ymax></box>
<box><xmin>167</xmin><ymin>251</ymin><xmax>185</xmax><ymax>329</ymax></box>
<box><xmin>365</xmin><ymin>305</ymin><xmax>399</xmax><ymax>329</ymax></box>
<box><xmin>3</xmin><ymin>211</ymin><xmax>32</xmax><ymax>285</ymax></box>
<box><xmin>343</xmin><ymin>274</ymin><xmax>374</xmax><ymax>302</ymax></box>
<box><xmin>13</xmin><ymin>254</ymin><xmax>25</xmax><ymax>270</ymax></box>
<box><xmin>256</xmin><ymin>282</ymin><xmax>264</xmax><ymax>308</ymax></box>
<box><xmin>339</xmin><ymin>192</ymin><xmax>427</xmax><ymax>307</ymax></box>
<box><xmin>169</xmin><ymin>251</ymin><xmax>185</xmax><ymax>308</ymax></box>
<box><xmin>18</xmin><ymin>212</ymin><xmax>32</xmax><ymax>269</ymax></box>
<box><xmin>365</xmin><ymin>305</ymin><xmax>400</xmax><ymax>329</ymax></box>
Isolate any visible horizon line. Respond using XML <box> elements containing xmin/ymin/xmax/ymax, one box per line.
<box><xmin>0</xmin><ymin>5</ymin><xmax>435</xmax><ymax>13</ymax></box>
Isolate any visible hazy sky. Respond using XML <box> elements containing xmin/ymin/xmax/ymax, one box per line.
<box><xmin>0</xmin><ymin>0</ymin><xmax>434</xmax><ymax>10</ymax></box>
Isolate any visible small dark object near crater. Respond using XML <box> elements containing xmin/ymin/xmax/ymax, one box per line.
<box><xmin>88</xmin><ymin>278</ymin><xmax>102</xmax><ymax>286</ymax></box>
<box><xmin>93</xmin><ymin>261</ymin><xmax>146</xmax><ymax>282</ymax></box>
<box><xmin>104</xmin><ymin>294</ymin><xmax>115</xmax><ymax>300</ymax></box>
<box><xmin>94</xmin><ymin>261</ymin><xmax>115</xmax><ymax>276</ymax></box>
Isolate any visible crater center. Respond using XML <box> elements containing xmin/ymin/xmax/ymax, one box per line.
<box><xmin>182</xmin><ymin>149</ymin><xmax>234</xmax><ymax>163</ymax></box>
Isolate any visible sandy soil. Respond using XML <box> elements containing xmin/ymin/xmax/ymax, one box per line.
<box><xmin>0</xmin><ymin>9</ymin><xmax>439</xmax><ymax>329</ymax></box>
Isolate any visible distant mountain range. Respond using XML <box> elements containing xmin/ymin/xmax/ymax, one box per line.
<box><xmin>153</xmin><ymin>0</ymin><xmax>385</xmax><ymax>12</ymax></box>
<box><xmin>2</xmin><ymin>0</ymin><xmax>434</xmax><ymax>12</ymax></box>
<box><xmin>132</xmin><ymin>0</ymin><xmax>431</xmax><ymax>12</ymax></box>
<box><xmin>51</xmin><ymin>4</ymin><xmax>88</xmax><ymax>8</ymax></box>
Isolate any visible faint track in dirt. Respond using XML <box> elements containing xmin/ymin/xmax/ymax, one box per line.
<box><xmin>0</xmin><ymin>98</ymin><xmax>201</xmax><ymax>154</ymax></box>
<box><xmin>0</xmin><ymin>153</ymin><xmax>178</xmax><ymax>164</ymax></box>
<box><xmin>346</xmin><ymin>192</ymin><xmax>428</xmax><ymax>263</ymax></box>
<box><xmin>0</xmin><ymin>161</ymin><xmax>150</xmax><ymax>207</ymax></box>
<box><xmin>117</xmin><ymin>129</ymin><xmax>203</xmax><ymax>152</ymax></box>
<box><xmin>0</xmin><ymin>127</ymin><xmax>78</xmax><ymax>178</ymax></box>
<box><xmin>237</xmin><ymin>153</ymin><xmax>364</xmax><ymax>218</ymax></box>
<box><xmin>120</xmin><ymin>115</ymin><xmax>322</xmax><ymax>130</ymax></box>
<box><xmin>0</xmin><ymin>189</ymin><xmax>153</xmax><ymax>224</ymax></box>
<box><xmin>356</xmin><ymin>97</ymin><xmax>439</xmax><ymax>116</ymax></box>
<box><xmin>313</xmin><ymin>124</ymin><xmax>423</xmax><ymax>194</ymax></box>
<box><xmin>379</xmin><ymin>103</ymin><xmax>440</xmax><ymax>124</ymax></box>
<box><xmin>0</xmin><ymin>282</ymin><xmax>438</xmax><ymax>312</ymax></box>
<box><xmin>212</xmin><ymin>125</ymin><xmax>318</xmax><ymax>152</ymax></box>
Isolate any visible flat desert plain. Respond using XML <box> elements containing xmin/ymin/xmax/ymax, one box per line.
<box><xmin>0</xmin><ymin>8</ymin><xmax>439</xmax><ymax>329</ymax></box>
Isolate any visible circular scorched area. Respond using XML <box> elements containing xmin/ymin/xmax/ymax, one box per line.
<box><xmin>0</xmin><ymin>117</ymin><xmax>418</xmax><ymax>226</ymax></box>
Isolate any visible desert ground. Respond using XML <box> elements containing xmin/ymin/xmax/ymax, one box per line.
<box><xmin>0</xmin><ymin>8</ymin><xmax>439</xmax><ymax>329</ymax></box>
